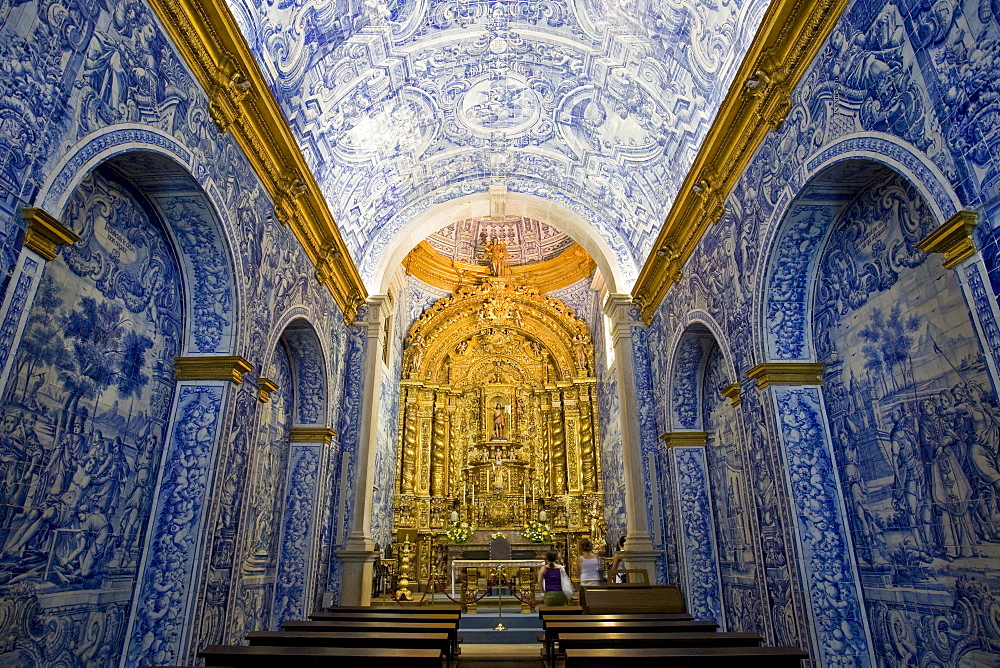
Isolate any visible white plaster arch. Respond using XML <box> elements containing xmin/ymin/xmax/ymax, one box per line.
<box><xmin>367</xmin><ymin>191</ymin><xmax>632</xmax><ymax>295</ymax></box>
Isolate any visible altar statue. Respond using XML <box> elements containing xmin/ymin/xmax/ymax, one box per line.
<box><xmin>483</xmin><ymin>236</ymin><xmax>511</xmax><ymax>277</ymax></box>
<box><xmin>492</xmin><ymin>403</ymin><xmax>506</xmax><ymax>440</ymax></box>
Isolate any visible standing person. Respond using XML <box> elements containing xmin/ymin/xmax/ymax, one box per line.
<box><xmin>578</xmin><ymin>538</ymin><xmax>602</xmax><ymax>588</ymax></box>
<box><xmin>610</xmin><ymin>535</ymin><xmax>627</xmax><ymax>583</ymax></box>
<box><xmin>537</xmin><ymin>550</ymin><xmax>572</xmax><ymax>606</ymax></box>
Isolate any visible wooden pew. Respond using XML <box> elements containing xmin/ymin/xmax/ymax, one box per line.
<box><xmin>246</xmin><ymin>630</ymin><xmax>452</xmax><ymax>661</ymax></box>
<box><xmin>323</xmin><ymin>604</ymin><xmax>462</xmax><ymax>614</ymax></box>
<box><xmin>309</xmin><ymin>611</ymin><xmax>461</xmax><ymax>623</ymax></box>
<box><xmin>541</xmin><ymin>613</ymin><xmax>694</xmax><ymax>625</ymax></box>
<box><xmin>537</xmin><ymin>605</ymin><xmax>584</xmax><ymax>617</ymax></box>
<box><xmin>282</xmin><ymin>619</ymin><xmax>460</xmax><ymax>661</ymax></box>
<box><xmin>563</xmin><ymin>645</ymin><xmax>808</xmax><ymax>667</ymax></box>
<box><xmin>579</xmin><ymin>585</ymin><xmax>686</xmax><ymax>614</ymax></box>
<box><xmin>542</xmin><ymin>618</ymin><xmax>718</xmax><ymax>664</ymax></box>
<box><xmin>198</xmin><ymin>645</ymin><xmax>442</xmax><ymax>667</ymax></box>
<box><xmin>556</xmin><ymin>631</ymin><xmax>762</xmax><ymax>650</ymax></box>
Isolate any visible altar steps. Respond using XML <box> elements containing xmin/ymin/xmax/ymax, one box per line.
<box><xmin>460</xmin><ymin>611</ymin><xmax>542</xmax><ymax>645</ymax></box>
<box><xmin>456</xmin><ymin>643</ymin><xmax>546</xmax><ymax>668</ymax></box>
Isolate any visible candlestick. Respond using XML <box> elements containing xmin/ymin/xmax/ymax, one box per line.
<box><xmin>463</xmin><ymin>482</ymin><xmax>467</xmax><ymax>506</ymax></box>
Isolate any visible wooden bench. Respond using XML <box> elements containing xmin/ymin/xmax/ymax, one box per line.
<box><xmin>246</xmin><ymin>630</ymin><xmax>453</xmax><ymax>662</ymax></box>
<box><xmin>580</xmin><ymin>585</ymin><xmax>686</xmax><ymax>614</ymax></box>
<box><xmin>542</xmin><ymin>619</ymin><xmax>718</xmax><ymax>664</ymax></box>
<box><xmin>309</xmin><ymin>611</ymin><xmax>461</xmax><ymax>623</ymax></box>
<box><xmin>282</xmin><ymin>619</ymin><xmax>460</xmax><ymax>660</ymax></box>
<box><xmin>563</xmin><ymin>645</ymin><xmax>808</xmax><ymax>667</ymax></box>
<box><xmin>556</xmin><ymin>631</ymin><xmax>763</xmax><ymax>650</ymax></box>
<box><xmin>541</xmin><ymin>613</ymin><xmax>694</xmax><ymax>626</ymax></box>
<box><xmin>537</xmin><ymin>605</ymin><xmax>584</xmax><ymax>617</ymax></box>
<box><xmin>198</xmin><ymin>644</ymin><xmax>443</xmax><ymax>667</ymax></box>
<box><xmin>323</xmin><ymin>604</ymin><xmax>462</xmax><ymax>614</ymax></box>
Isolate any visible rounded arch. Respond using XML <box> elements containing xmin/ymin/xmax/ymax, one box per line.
<box><xmin>38</xmin><ymin>126</ymin><xmax>241</xmax><ymax>355</ymax></box>
<box><xmin>263</xmin><ymin>313</ymin><xmax>330</xmax><ymax>427</ymax></box>
<box><xmin>666</xmin><ymin>314</ymin><xmax>737</xmax><ymax>431</ymax></box>
<box><xmin>758</xmin><ymin>156</ymin><xmax>948</xmax><ymax>362</ymax></box>
<box><xmin>364</xmin><ymin>191</ymin><xmax>633</xmax><ymax>295</ymax></box>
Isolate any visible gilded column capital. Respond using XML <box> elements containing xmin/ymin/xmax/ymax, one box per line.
<box><xmin>746</xmin><ymin>362</ymin><xmax>825</xmax><ymax>388</ymax></box>
<box><xmin>720</xmin><ymin>383</ymin><xmax>741</xmax><ymax>406</ymax></box>
<box><xmin>289</xmin><ymin>427</ymin><xmax>337</xmax><ymax>444</ymax></box>
<box><xmin>917</xmin><ymin>210</ymin><xmax>979</xmax><ymax>269</ymax></box>
<box><xmin>258</xmin><ymin>377</ymin><xmax>278</xmax><ymax>402</ymax></box>
<box><xmin>21</xmin><ymin>207</ymin><xmax>80</xmax><ymax>261</ymax></box>
<box><xmin>174</xmin><ymin>355</ymin><xmax>253</xmax><ymax>383</ymax></box>
<box><xmin>660</xmin><ymin>431</ymin><xmax>709</xmax><ymax>448</ymax></box>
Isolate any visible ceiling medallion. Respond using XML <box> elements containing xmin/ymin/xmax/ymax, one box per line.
<box><xmin>458</xmin><ymin>74</ymin><xmax>541</xmax><ymax>137</ymax></box>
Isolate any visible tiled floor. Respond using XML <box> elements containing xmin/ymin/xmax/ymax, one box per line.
<box><xmin>457</xmin><ymin>643</ymin><xmax>547</xmax><ymax>667</ymax></box>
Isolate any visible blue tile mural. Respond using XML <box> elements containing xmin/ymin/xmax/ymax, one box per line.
<box><xmin>645</xmin><ymin>0</ymin><xmax>1000</xmax><ymax>659</ymax></box>
<box><xmin>0</xmin><ymin>0</ymin><xmax>349</xmax><ymax>664</ymax></box>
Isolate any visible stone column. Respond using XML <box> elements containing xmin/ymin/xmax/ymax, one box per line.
<box><xmin>124</xmin><ymin>355</ymin><xmax>252</xmax><ymax>667</ymax></box>
<box><xmin>273</xmin><ymin>427</ymin><xmax>337</xmax><ymax>625</ymax></box>
<box><xmin>337</xmin><ymin>295</ymin><xmax>389</xmax><ymax>606</ymax></box>
<box><xmin>662</xmin><ymin>432</ymin><xmax>724</xmax><ymax>625</ymax></box>
<box><xmin>0</xmin><ymin>208</ymin><xmax>79</xmax><ymax>397</ymax></box>
<box><xmin>919</xmin><ymin>211</ymin><xmax>1000</xmax><ymax>382</ymax></box>
<box><xmin>746</xmin><ymin>362</ymin><xmax>874</xmax><ymax>667</ymax></box>
<box><xmin>603</xmin><ymin>294</ymin><xmax>660</xmax><ymax>577</ymax></box>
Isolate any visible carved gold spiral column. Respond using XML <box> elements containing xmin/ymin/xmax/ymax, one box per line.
<box><xmin>431</xmin><ymin>392</ymin><xmax>448</xmax><ymax>497</ymax></box>
<box><xmin>549</xmin><ymin>390</ymin><xmax>567</xmax><ymax>496</ymax></box>
<box><xmin>578</xmin><ymin>382</ymin><xmax>598</xmax><ymax>492</ymax></box>
<box><xmin>400</xmin><ymin>385</ymin><xmax>419</xmax><ymax>495</ymax></box>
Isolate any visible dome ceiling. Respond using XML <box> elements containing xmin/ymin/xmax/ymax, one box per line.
<box><xmin>425</xmin><ymin>216</ymin><xmax>574</xmax><ymax>266</ymax></box>
<box><xmin>226</xmin><ymin>0</ymin><xmax>770</xmax><ymax>286</ymax></box>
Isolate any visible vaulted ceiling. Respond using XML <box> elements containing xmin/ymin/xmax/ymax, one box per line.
<box><xmin>226</xmin><ymin>0</ymin><xmax>770</xmax><ymax>288</ymax></box>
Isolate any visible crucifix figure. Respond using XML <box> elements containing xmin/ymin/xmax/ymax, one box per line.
<box><xmin>492</xmin><ymin>402</ymin><xmax>506</xmax><ymax>440</ymax></box>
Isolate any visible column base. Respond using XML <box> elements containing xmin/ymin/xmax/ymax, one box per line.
<box><xmin>621</xmin><ymin>546</ymin><xmax>663</xmax><ymax>585</ymax></box>
<box><xmin>336</xmin><ymin>548</ymin><xmax>379</xmax><ymax>606</ymax></box>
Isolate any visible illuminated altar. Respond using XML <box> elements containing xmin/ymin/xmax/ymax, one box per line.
<box><xmin>392</xmin><ymin>272</ymin><xmax>605</xmax><ymax>587</ymax></box>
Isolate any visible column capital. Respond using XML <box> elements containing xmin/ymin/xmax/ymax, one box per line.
<box><xmin>174</xmin><ymin>355</ymin><xmax>253</xmax><ymax>383</ymax></box>
<box><xmin>660</xmin><ymin>431</ymin><xmax>709</xmax><ymax>447</ymax></box>
<box><xmin>21</xmin><ymin>207</ymin><xmax>80</xmax><ymax>261</ymax></box>
<box><xmin>918</xmin><ymin>210</ymin><xmax>979</xmax><ymax>268</ymax></box>
<box><xmin>746</xmin><ymin>362</ymin><xmax>824</xmax><ymax>388</ymax></box>
<box><xmin>720</xmin><ymin>383</ymin><xmax>741</xmax><ymax>406</ymax></box>
<box><xmin>289</xmin><ymin>427</ymin><xmax>337</xmax><ymax>444</ymax></box>
<box><xmin>258</xmin><ymin>377</ymin><xmax>278</xmax><ymax>402</ymax></box>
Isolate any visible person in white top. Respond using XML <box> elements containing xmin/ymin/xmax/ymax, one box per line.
<box><xmin>578</xmin><ymin>538</ymin><xmax>603</xmax><ymax>587</ymax></box>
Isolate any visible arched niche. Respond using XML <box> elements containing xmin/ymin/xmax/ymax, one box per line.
<box><xmin>40</xmin><ymin>134</ymin><xmax>241</xmax><ymax>355</ymax></box>
<box><xmin>0</xmin><ymin>155</ymin><xmax>195</xmax><ymax>665</ymax></box>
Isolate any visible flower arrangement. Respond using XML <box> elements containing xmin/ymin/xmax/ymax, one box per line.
<box><xmin>445</xmin><ymin>522</ymin><xmax>475</xmax><ymax>544</ymax></box>
<box><xmin>491</xmin><ymin>531</ymin><xmax>506</xmax><ymax>540</ymax></box>
<box><xmin>522</xmin><ymin>520</ymin><xmax>552</xmax><ymax>543</ymax></box>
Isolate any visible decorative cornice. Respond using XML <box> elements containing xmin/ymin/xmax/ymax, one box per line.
<box><xmin>403</xmin><ymin>241</ymin><xmax>596</xmax><ymax>294</ymax></box>
<box><xmin>21</xmin><ymin>207</ymin><xmax>80</xmax><ymax>261</ymax></box>
<box><xmin>720</xmin><ymin>383</ymin><xmax>741</xmax><ymax>407</ymax></box>
<box><xmin>289</xmin><ymin>427</ymin><xmax>337</xmax><ymax>444</ymax></box>
<box><xmin>917</xmin><ymin>210</ymin><xmax>979</xmax><ymax>269</ymax></box>
<box><xmin>660</xmin><ymin>431</ymin><xmax>709</xmax><ymax>448</ymax></box>
<box><xmin>746</xmin><ymin>362</ymin><xmax>825</xmax><ymax>388</ymax></box>
<box><xmin>174</xmin><ymin>355</ymin><xmax>253</xmax><ymax>383</ymax></box>
<box><xmin>258</xmin><ymin>377</ymin><xmax>278</xmax><ymax>402</ymax></box>
<box><xmin>632</xmin><ymin>0</ymin><xmax>851</xmax><ymax>324</ymax></box>
<box><xmin>146</xmin><ymin>0</ymin><xmax>366</xmax><ymax>323</ymax></box>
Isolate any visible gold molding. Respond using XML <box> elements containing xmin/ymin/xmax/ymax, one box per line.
<box><xmin>289</xmin><ymin>427</ymin><xmax>337</xmax><ymax>444</ymax></box>
<box><xmin>660</xmin><ymin>431</ymin><xmax>709</xmax><ymax>448</ymax></box>
<box><xmin>632</xmin><ymin>0</ymin><xmax>851</xmax><ymax>324</ymax></box>
<box><xmin>720</xmin><ymin>383</ymin><xmax>741</xmax><ymax>407</ymax></box>
<box><xmin>146</xmin><ymin>0</ymin><xmax>366</xmax><ymax>323</ymax></box>
<box><xmin>258</xmin><ymin>377</ymin><xmax>278</xmax><ymax>402</ymax></box>
<box><xmin>746</xmin><ymin>362</ymin><xmax>824</xmax><ymax>388</ymax></box>
<box><xmin>174</xmin><ymin>355</ymin><xmax>253</xmax><ymax>383</ymax></box>
<box><xmin>403</xmin><ymin>241</ymin><xmax>596</xmax><ymax>294</ymax></box>
<box><xmin>917</xmin><ymin>210</ymin><xmax>979</xmax><ymax>269</ymax></box>
<box><xmin>21</xmin><ymin>207</ymin><xmax>80</xmax><ymax>261</ymax></box>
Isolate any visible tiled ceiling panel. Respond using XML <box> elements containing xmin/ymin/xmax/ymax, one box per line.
<box><xmin>226</xmin><ymin>0</ymin><xmax>770</xmax><ymax>284</ymax></box>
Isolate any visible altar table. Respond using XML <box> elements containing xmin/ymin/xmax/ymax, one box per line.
<box><xmin>451</xmin><ymin>559</ymin><xmax>546</xmax><ymax>613</ymax></box>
